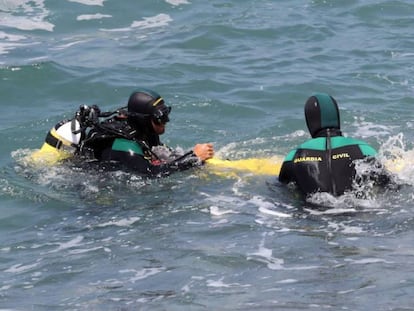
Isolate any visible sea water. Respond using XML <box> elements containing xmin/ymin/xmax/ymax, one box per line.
<box><xmin>1</xmin><ymin>0</ymin><xmax>414</xmax><ymax>310</ymax></box>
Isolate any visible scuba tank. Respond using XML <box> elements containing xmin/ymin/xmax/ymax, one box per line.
<box><xmin>30</xmin><ymin>119</ymin><xmax>82</xmax><ymax>165</ymax></box>
<box><xmin>31</xmin><ymin>119</ymin><xmax>82</xmax><ymax>164</ymax></box>
<box><xmin>30</xmin><ymin>105</ymin><xmax>100</xmax><ymax>165</ymax></box>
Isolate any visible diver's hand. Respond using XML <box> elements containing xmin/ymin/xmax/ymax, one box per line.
<box><xmin>193</xmin><ymin>143</ymin><xmax>214</xmax><ymax>161</ymax></box>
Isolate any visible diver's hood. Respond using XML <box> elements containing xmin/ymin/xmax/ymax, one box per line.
<box><xmin>127</xmin><ymin>89</ymin><xmax>168</xmax><ymax>134</ymax></box>
<box><xmin>304</xmin><ymin>93</ymin><xmax>341</xmax><ymax>138</ymax></box>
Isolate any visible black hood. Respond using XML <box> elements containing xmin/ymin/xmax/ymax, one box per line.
<box><xmin>304</xmin><ymin>93</ymin><xmax>341</xmax><ymax>138</ymax></box>
<box><xmin>126</xmin><ymin>89</ymin><xmax>167</xmax><ymax>147</ymax></box>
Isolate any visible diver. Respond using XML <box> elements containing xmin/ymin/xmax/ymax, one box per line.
<box><xmin>278</xmin><ymin>93</ymin><xmax>393</xmax><ymax>198</ymax></box>
<box><xmin>35</xmin><ymin>89</ymin><xmax>214</xmax><ymax>177</ymax></box>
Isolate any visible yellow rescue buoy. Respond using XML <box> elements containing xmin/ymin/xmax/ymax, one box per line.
<box><xmin>206</xmin><ymin>156</ymin><xmax>282</xmax><ymax>176</ymax></box>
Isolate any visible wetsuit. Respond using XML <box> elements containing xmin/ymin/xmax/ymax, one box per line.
<box><xmin>99</xmin><ymin>138</ymin><xmax>199</xmax><ymax>177</ymax></box>
<box><xmin>278</xmin><ymin>129</ymin><xmax>378</xmax><ymax>196</ymax></box>
<box><xmin>278</xmin><ymin>92</ymin><xmax>396</xmax><ymax>198</ymax></box>
<box><xmin>79</xmin><ymin>118</ymin><xmax>200</xmax><ymax>177</ymax></box>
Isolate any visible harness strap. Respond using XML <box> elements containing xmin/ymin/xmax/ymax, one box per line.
<box><xmin>45</xmin><ymin>127</ymin><xmax>77</xmax><ymax>151</ymax></box>
<box><xmin>71</xmin><ymin>118</ymin><xmax>81</xmax><ymax>134</ymax></box>
<box><xmin>45</xmin><ymin>130</ymin><xmax>62</xmax><ymax>149</ymax></box>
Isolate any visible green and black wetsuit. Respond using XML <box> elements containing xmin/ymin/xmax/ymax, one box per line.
<box><xmin>98</xmin><ymin>137</ymin><xmax>199</xmax><ymax>177</ymax></box>
<box><xmin>278</xmin><ymin>93</ymin><xmax>392</xmax><ymax>197</ymax></box>
<box><xmin>78</xmin><ymin>107</ymin><xmax>200</xmax><ymax>177</ymax></box>
<box><xmin>79</xmin><ymin>89</ymin><xmax>203</xmax><ymax>177</ymax></box>
<box><xmin>279</xmin><ymin>129</ymin><xmax>377</xmax><ymax>196</ymax></box>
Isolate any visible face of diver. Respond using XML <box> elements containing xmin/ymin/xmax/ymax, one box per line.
<box><xmin>151</xmin><ymin>119</ymin><xmax>166</xmax><ymax>135</ymax></box>
<box><xmin>150</xmin><ymin>104</ymin><xmax>170</xmax><ymax>135</ymax></box>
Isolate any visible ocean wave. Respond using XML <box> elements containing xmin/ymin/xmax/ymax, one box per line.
<box><xmin>0</xmin><ymin>0</ymin><xmax>54</xmax><ymax>31</ymax></box>
<box><xmin>68</xmin><ymin>0</ymin><xmax>105</xmax><ymax>6</ymax></box>
<box><xmin>101</xmin><ymin>13</ymin><xmax>173</xmax><ymax>32</ymax></box>
<box><xmin>76</xmin><ymin>13</ymin><xmax>112</xmax><ymax>21</ymax></box>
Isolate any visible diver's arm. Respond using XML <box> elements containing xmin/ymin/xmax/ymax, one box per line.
<box><xmin>105</xmin><ymin>148</ymin><xmax>201</xmax><ymax>177</ymax></box>
<box><xmin>278</xmin><ymin>149</ymin><xmax>297</xmax><ymax>184</ymax></box>
<box><xmin>100</xmin><ymin>138</ymin><xmax>214</xmax><ymax>176</ymax></box>
<box><xmin>150</xmin><ymin>143</ymin><xmax>216</xmax><ymax>175</ymax></box>
<box><xmin>278</xmin><ymin>161</ymin><xmax>294</xmax><ymax>184</ymax></box>
<box><xmin>147</xmin><ymin>151</ymin><xmax>204</xmax><ymax>176</ymax></box>
<box><xmin>148</xmin><ymin>143</ymin><xmax>214</xmax><ymax>176</ymax></box>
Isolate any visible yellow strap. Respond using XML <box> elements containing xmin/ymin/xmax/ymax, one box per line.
<box><xmin>152</xmin><ymin>97</ymin><xmax>164</xmax><ymax>107</ymax></box>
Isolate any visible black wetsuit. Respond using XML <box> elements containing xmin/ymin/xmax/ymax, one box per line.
<box><xmin>80</xmin><ymin>118</ymin><xmax>200</xmax><ymax>177</ymax></box>
<box><xmin>99</xmin><ymin>138</ymin><xmax>199</xmax><ymax>177</ymax></box>
<box><xmin>278</xmin><ymin>130</ymin><xmax>379</xmax><ymax>197</ymax></box>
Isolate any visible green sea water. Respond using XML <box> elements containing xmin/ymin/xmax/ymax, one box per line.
<box><xmin>1</xmin><ymin>0</ymin><xmax>414</xmax><ymax>310</ymax></box>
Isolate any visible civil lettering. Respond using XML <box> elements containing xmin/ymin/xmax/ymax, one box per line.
<box><xmin>332</xmin><ymin>153</ymin><xmax>350</xmax><ymax>160</ymax></box>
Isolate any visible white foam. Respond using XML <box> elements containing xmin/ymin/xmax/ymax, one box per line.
<box><xmin>209</xmin><ymin>206</ymin><xmax>238</xmax><ymax>216</ymax></box>
<box><xmin>287</xmin><ymin>129</ymin><xmax>307</xmax><ymax>139</ymax></box>
<box><xmin>248</xmin><ymin>235</ymin><xmax>322</xmax><ymax>271</ymax></box>
<box><xmin>258</xmin><ymin>206</ymin><xmax>291</xmax><ymax>218</ymax></box>
<box><xmin>276</xmin><ymin>279</ymin><xmax>297</xmax><ymax>284</ymax></box>
<box><xmin>376</xmin><ymin>73</ymin><xmax>408</xmax><ymax>87</ymax></box>
<box><xmin>165</xmin><ymin>0</ymin><xmax>190</xmax><ymax>6</ymax></box>
<box><xmin>305</xmin><ymin>207</ymin><xmax>358</xmax><ymax>215</ymax></box>
<box><xmin>96</xmin><ymin>217</ymin><xmax>140</xmax><ymax>228</ymax></box>
<box><xmin>326</xmin><ymin>221</ymin><xmax>365</xmax><ymax>235</ymax></box>
<box><xmin>0</xmin><ymin>285</ymin><xmax>12</xmax><ymax>291</ymax></box>
<box><xmin>130</xmin><ymin>13</ymin><xmax>173</xmax><ymax>30</ymax></box>
<box><xmin>46</xmin><ymin>235</ymin><xmax>85</xmax><ymax>254</ymax></box>
<box><xmin>306</xmin><ymin>191</ymin><xmax>382</xmax><ymax>211</ymax></box>
<box><xmin>250</xmin><ymin>196</ymin><xmax>291</xmax><ymax>218</ymax></box>
<box><xmin>101</xmin><ymin>13</ymin><xmax>173</xmax><ymax>33</ymax></box>
<box><xmin>50</xmin><ymin>39</ymin><xmax>91</xmax><ymax>50</ymax></box>
<box><xmin>120</xmin><ymin>267</ymin><xmax>166</xmax><ymax>283</ymax></box>
<box><xmin>5</xmin><ymin>262</ymin><xmax>39</xmax><ymax>274</ymax></box>
<box><xmin>378</xmin><ymin>133</ymin><xmax>414</xmax><ymax>185</ymax></box>
<box><xmin>247</xmin><ymin>239</ymin><xmax>285</xmax><ymax>270</ymax></box>
<box><xmin>0</xmin><ymin>32</ymin><xmax>24</xmax><ymax>57</ymax></box>
<box><xmin>0</xmin><ymin>31</ymin><xmax>26</xmax><ymax>42</ymax></box>
<box><xmin>344</xmin><ymin>258</ymin><xmax>392</xmax><ymax>265</ymax></box>
<box><xmin>77</xmin><ymin>13</ymin><xmax>112</xmax><ymax>21</ymax></box>
<box><xmin>206</xmin><ymin>277</ymin><xmax>250</xmax><ymax>288</ymax></box>
<box><xmin>69</xmin><ymin>246</ymin><xmax>106</xmax><ymax>255</ymax></box>
<box><xmin>0</xmin><ymin>15</ymin><xmax>54</xmax><ymax>31</ymax></box>
<box><xmin>67</xmin><ymin>0</ymin><xmax>105</xmax><ymax>5</ymax></box>
<box><xmin>0</xmin><ymin>0</ymin><xmax>54</xmax><ymax>31</ymax></box>
<box><xmin>351</xmin><ymin>117</ymin><xmax>393</xmax><ymax>138</ymax></box>
<box><xmin>248</xmin><ymin>249</ymin><xmax>285</xmax><ymax>270</ymax></box>
<box><xmin>204</xmin><ymin>194</ymin><xmax>245</xmax><ymax>212</ymax></box>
